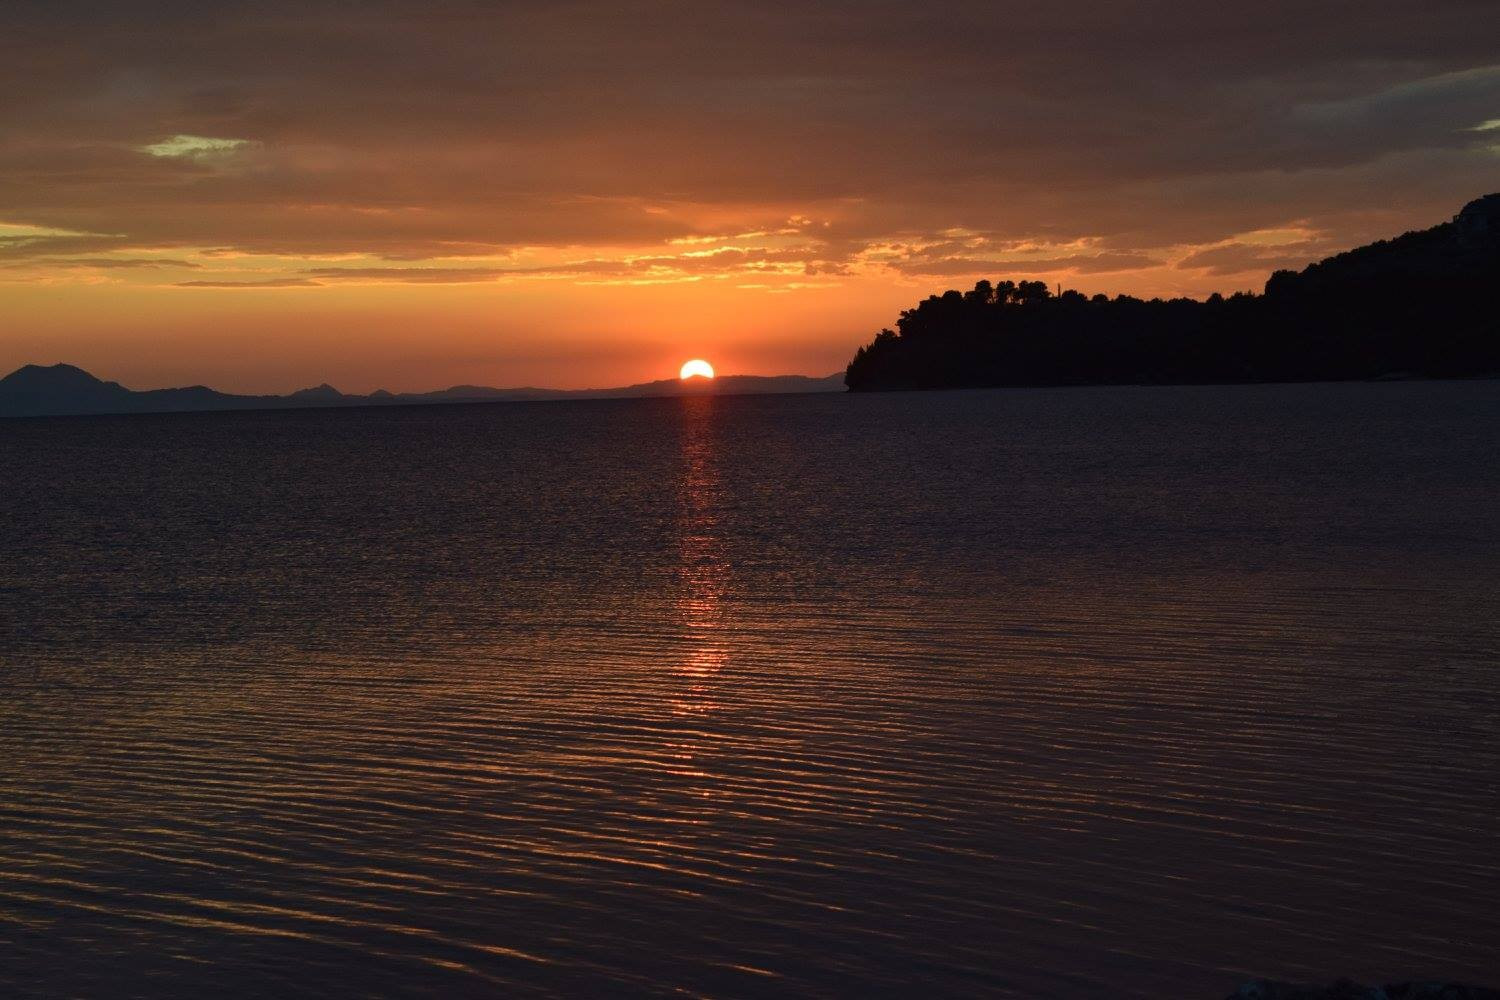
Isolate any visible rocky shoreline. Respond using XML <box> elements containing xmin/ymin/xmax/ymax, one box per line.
<box><xmin>1229</xmin><ymin>981</ymin><xmax>1499</xmax><ymax>999</ymax></box>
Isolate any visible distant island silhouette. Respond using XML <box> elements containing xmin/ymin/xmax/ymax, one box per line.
<box><xmin>846</xmin><ymin>194</ymin><xmax>1500</xmax><ymax>391</ymax></box>
<box><xmin>0</xmin><ymin>366</ymin><xmax>844</xmax><ymax>420</ymax></box>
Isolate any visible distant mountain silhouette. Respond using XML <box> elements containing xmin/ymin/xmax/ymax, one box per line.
<box><xmin>0</xmin><ymin>364</ymin><xmax>265</xmax><ymax>417</ymax></box>
<box><xmin>845</xmin><ymin>194</ymin><xmax>1500</xmax><ymax>391</ymax></box>
<box><xmin>0</xmin><ymin>364</ymin><xmax>844</xmax><ymax>419</ymax></box>
<box><xmin>287</xmin><ymin>383</ymin><xmax>346</xmax><ymax>403</ymax></box>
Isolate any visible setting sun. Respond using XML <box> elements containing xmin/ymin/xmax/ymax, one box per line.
<box><xmin>679</xmin><ymin>359</ymin><xmax>715</xmax><ymax>380</ymax></box>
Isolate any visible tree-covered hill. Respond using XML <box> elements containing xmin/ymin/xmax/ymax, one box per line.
<box><xmin>845</xmin><ymin>195</ymin><xmax>1500</xmax><ymax>391</ymax></box>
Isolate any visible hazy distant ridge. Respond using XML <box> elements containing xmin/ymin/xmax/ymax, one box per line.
<box><xmin>0</xmin><ymin>367</ymin><xmax>845</xmax><ymax>419</ymax></box>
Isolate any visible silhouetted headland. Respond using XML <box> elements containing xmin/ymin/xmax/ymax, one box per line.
<box><xmin>846</xmin><ymin>194</ymin><xmax>1500</xmax><ymax>391</ymax></box>
<box><xmin>0</xmin><ymin>366</ymin><xmax>843</xmax><ymax>419</ymax></box>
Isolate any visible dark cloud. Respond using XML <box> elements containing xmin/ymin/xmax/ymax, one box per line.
<box><xmin>301</xmin><ymin>266</ymin><xmax>512</xmax><ymax>283</ymax></box>
<box><xmin>1</xmin><ymin>0</ymin><xmax>1496</xmax><ymax>274</ymax></box>
<box><xmin>0</xmin><ymin>234</ymin><xmax>134</xmax><ymax>259</ymax></box>
<box><xmin>1175</xmin><ymin>243</ymin><xmax>1332</xmax><ymax>277</ymax></box>
<box><xmin>299</xmin><ymin>245</ymin><xmax>850</xmax><ymax>282</ymax></box>
<box><xmin>891</xmin><ymin>251</ymin><xmax>1162</xmax><ymax>278</ymax></box>
<box><xmin>1</xmin><ymin>256</ymin><xmax>200</xmax><ymax>269</ymax></box>
<box><xmin>175</xmin><ymin>277</ymin><xmax>320</xmax><ymax>288</ymax></box>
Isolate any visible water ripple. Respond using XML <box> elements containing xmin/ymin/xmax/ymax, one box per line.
<box><xmin>2</xmin><ymin>382</ymin><xmax>1498</xmax><ymax>997</ymax></box>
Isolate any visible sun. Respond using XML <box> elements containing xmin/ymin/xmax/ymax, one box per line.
<box><xmin>679</xmin><ymin>359</ymin><xmax>715</xmax><ymax>380</ymax></box>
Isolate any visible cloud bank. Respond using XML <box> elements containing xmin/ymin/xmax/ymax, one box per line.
<box><xmin>1</xmin><ymin>0</ymin><xmax>1496</xmax><ymax>387</ymax></box>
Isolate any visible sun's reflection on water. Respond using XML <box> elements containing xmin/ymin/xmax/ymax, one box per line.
<box><xmin>673</xmin><ymin>394</ymin><xmax>729</xmax><ymax>716</ymax></box>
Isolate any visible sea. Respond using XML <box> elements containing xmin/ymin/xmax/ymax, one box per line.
<box><xmin>1</xmin><ymin>380</ymin><xmax>1496</xmax><ymax>998</ymax></box>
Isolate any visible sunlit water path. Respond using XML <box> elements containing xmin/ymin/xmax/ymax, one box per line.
<box><xmin>2</xmin><ymin>382</ymin><xmax>1497</xmax><ymax>997</ymax></box>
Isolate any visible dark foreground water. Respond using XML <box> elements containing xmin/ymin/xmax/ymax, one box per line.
<box><xmin>1</xmin><ymin>382</ymin><xmax>1497</xmax><ymax>998</ymax></box>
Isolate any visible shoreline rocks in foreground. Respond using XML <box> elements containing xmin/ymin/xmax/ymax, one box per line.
<box><xmin>1229</xmin><ymin>980</ymin><xmax>1500</xmax><ymax>999</ymax></box>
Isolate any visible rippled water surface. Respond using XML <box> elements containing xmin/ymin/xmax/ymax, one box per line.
<box><xmin>2</xmin><ymin>382</ymin><xmax>1498</xmax><ymax>998</ymax></box>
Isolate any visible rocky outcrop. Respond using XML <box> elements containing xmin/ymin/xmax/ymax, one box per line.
<box><xmin>1229</xmin><ymin>979</ymin><xmax>1500</xmax><ymax>1000</ymax></box>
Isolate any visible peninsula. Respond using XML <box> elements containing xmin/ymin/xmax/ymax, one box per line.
<box><xmin>845</xmin><ymin>194</ymin><xmax>1500</xmax><ymax>391</ymax></box>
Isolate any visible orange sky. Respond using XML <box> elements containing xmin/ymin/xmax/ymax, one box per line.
<box><xmin>3</xmin><ymin>2</ymin><xmax>1498</xmax><ymax>393</ymax></box>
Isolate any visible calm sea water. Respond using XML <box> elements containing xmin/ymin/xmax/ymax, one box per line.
<box><xmin>1</xmin><ymin>382</ymin><xmax>1497</xmax><ymax>998</ymax></box>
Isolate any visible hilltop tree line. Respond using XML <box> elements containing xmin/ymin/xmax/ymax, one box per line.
<box><xmin>844</xmin><ymin>195</ymin><xmax>1500</xmax><ymax>390</ymax></box>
